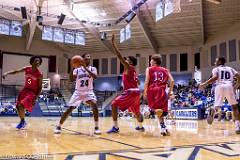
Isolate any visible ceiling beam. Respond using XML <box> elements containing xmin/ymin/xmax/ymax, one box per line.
<box><xmin>26</xmin><ymin>0</ymin><xmax>45</xmax><ymax>51</ymax></box>
<box><xmin>26</xmin><ymin>16</ymin><xmax>37</xmax><ymax>50</ymax></box>
<box><xmin>128</xmin><ymin>0</ymin><xmax>159</xmax><ymax>53</ymax></box>
<box><xmin>67</xmin><ymin>9</ymin><xmax>114</xmax><ymax>53</ymax></box>
<box><xmin>0</xmin><ymin>9</ymin><xmax>22</xmax><ymax>20</ymax></box>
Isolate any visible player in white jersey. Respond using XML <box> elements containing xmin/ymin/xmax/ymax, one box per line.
<box><xmin>200</xmin><ymin>57</ymin><xmax>240</xmax><ymax>134</ymax></box>
<box><xmin>54</xmin><ymin>53</ymin><xmax>101</xmax><ymax>135</ymax></box>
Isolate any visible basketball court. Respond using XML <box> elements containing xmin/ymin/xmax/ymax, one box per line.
<box><xmin>0</xmin><ymin>0</ymin><xmax>240</xmax><ymax>159</ymax></box>
<box><xmin>0</xmin><ymin>117</ymin><xmax>239</xmax><ymax>159</ymax></box>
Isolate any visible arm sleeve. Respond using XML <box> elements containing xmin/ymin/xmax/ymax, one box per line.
<box><xmin>92</xmin><ymin>67</ymin><xmax>98</xmax><ymax>75</ymax></box>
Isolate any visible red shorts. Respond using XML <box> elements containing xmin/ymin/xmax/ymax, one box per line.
<box><xmin>112</xmin><ymin>89</ymin><xmax>140</xmax><ymax>114</ymax></box>
<box><xmin>147</xmin><ymin>87</ymin><xmax>168</xmax><ymax>112</ymax></box>
<box><xmin>17</xmin><ymin>89</ymin><xmax>37</xmax><ymax>112</ymax></box>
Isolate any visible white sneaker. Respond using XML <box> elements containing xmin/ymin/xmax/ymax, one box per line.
<box><xmin>160</xmin><ymin>126</ymin><xmax>170</xmax><ymax>136</ymax></box>
<box><xmin>54</xmin><ymin>126</ymin><xmax>61</xmax><ymax>134</ymax></box>
<box><xmin>170</xmin><ymin>120</ymin><xmax>176</xmax><ymax>125</ymax></box>
<box><xmin>94</xmin><ymin>127</ymin><xmax>101</xmax><ymax>135</ymax></box>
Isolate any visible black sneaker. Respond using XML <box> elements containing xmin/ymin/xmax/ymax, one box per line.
<box><xmin>94</xmin><ymin>127</ymin><xmax>101</xmax><ymax>135</ymax></box>
<box><xmin>54</xmin><ymin>126</ymin><xmax>61</xmax><ymax>134</ymax></box>
<box><xmin>207</xmin><ymin>108</ymin><xmax>215</xmax><ymax>125</ymax></box>
<box><xmin>135</xmin><ymin>126</ymin><xmax>145</xmax><ymax>132</ymax></box>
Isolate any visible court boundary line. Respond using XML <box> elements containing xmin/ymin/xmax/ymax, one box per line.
<box><xmin>59</xmin><ymin>126</ymin><xmax>142</xmax><ymax>149</ymax></box>
<box><xmin>0</xmin><ymin>141</ymin><xmax>239</xmax><ymax>158</ymax></box>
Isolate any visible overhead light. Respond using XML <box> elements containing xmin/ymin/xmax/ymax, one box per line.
<box><xmin>36</xmin><ymin>15</ymin><xmax>43</xmax><ymax>25</ymax></box>
<box><xmin>99</xmin><ymin>9</ymin><xmax>107</xmax><ymax>16</ymax></box>
<box><xmin>100</xmin><ymin>32</ymin><xmax>107</xmax><ymax>40</ymax></box>
<box><xmin>20</xmin><ymin>6</ymin><xmax>27</xmax><ymax>19</ymax></box>
<box><xmin>57</xmin><ymin>13</ymin><xmax>66</xmax><ymax>25</ymax></box>
<box><xmin>14</xmin><ymin>7</ymin><xmax>20</xmax><ymax>11</ymax></box>
<box><xmin>70</xmin><ymin>1</ymin><xmax>74</xmax><ymax>10</ymax></box>
<box><xmin>125</xmin><ymin>11</ymin><xmax>136</xmax><ymax>23</ymax></box>
<box><xmin>206</xmin><ymin>0</ymin><xmax>221</xmax><ymax>4</ymax></box>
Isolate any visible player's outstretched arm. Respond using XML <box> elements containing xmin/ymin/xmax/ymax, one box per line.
<box><xmin>111</xmin><ymin>34</ymin><xmax>129</xmax><ymax>70</ymax></box>
<box><xmin>2</xmin><ymin>67</ymin><xmax>26</xmax><ymax>79</ymax></box>
<box><xmin>199</xmin><ymin>75</ymin><xmax>218</xmax><ymax>89</ymax></box>
<box><xmin>143</xmin><ymin>68</ymin><xmax>150</xmax><ymax>99</ymax></box>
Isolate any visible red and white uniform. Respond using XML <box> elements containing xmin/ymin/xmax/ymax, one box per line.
<box><xmin>147</xmin><ymin>66</ymin><xmax>169</xmax><ymax>112</ymax></box>
<box><xmin>112</xmin><ymin>65</ymin><xmax>140</xmax><ymax>114</ymax></box>
<box><xmin>17</xmin><ymin>66</ymin><xmax>42</xmax><ymax>112</ymax></box>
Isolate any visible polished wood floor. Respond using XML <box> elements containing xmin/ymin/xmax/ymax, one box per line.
<box><xmin>0</xmin><ymin>117</ymin><xmax>239</xmax><ymax>160</ymax></box>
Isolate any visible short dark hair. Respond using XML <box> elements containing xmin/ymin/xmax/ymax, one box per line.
<box><xmin>30</xmin><ymin>56</ymin><xmax>42</xmax><ymax>65</ymax></box>
<box><xmin>82</xmin><ymin>53</ymin><xmax>89</xmax><ymax>58</ymax></box>
<box><xmin>128</xmin><ymin>56</ymin><xmax>137</xmax><ymax>66</ymax></box>
<box><xmin>151</xmin><ymin>54</ymin><xmax>162</xmax><ymax>65</ymax></box>
<box><xmin>218</xmin><ymin>57</ymin><xmax>226</xmax><ymax>65</ymax></box>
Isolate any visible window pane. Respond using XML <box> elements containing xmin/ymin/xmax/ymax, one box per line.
<box><xmin>229</xmin><ymin>39</ymin><xmax>236</xmax><ymax>62</ymax></box>
<box><xmin>170</xmin><ymin>54</ymin><xmax>177</xmax><ymax>72</ymax></box>
<box><xmin>219</xmin><ymin>42</ymin><xmax>226</xmax><ymax>59</ymax></box>
<box><xmin>101</xmin><ymin>58</ymin><xmax>108</xmax><ymax>75</ymax></box>
<box><xmin>111</xmin><ymin>58</ymin><xmax>117</xmax><ymax>74</ymax></box>
<box><xmin>211</xmin><ymin>45</ymin><xmax>217</xmax><ymax>66</ymax></box>
<box><xmin>180</xmin><ymin>53</ymin><xmax>188</xmax><ymax>71</ymax></box>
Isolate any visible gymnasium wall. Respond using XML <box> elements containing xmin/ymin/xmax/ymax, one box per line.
<box><xmin>94</xmin><ymin>73</ymin><xmax>193</xmax><ymax>91</ymax></box>
<box><xmin>201</xmin><ymin>22</ymin><xmax>240</xmax><ymax>81</ymax></box>
<box><xmin>1</xmin><ymin>53</ymin><xmax>48</xmax><ymax>85</ymax></box>
<box><xmin>90</xmin><ymin>46</ymin><xmax>198</xmax><ymax>77</ymax></box>
<box><xmin>0</xmin><ymin>35</ymin><xmax>75</xmax><ymax>88</ymax></box>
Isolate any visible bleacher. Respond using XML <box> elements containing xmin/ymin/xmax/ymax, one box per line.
<box><xmin>38</xmin><ymin>89</ymin><xmax>115</xmax><ymax>117</ymax></box>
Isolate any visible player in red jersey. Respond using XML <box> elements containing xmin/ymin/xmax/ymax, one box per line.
<box><xmin>107</xmin><ymin>34</ymin><xmax>144</xmax><ymax>133</ymax></box>
<box><xmin>144</xmin><ymin>55</ymin><xmax>174</xmax><ymax>136</ymax></box>
<box><xmin>2</xmin><ymin>56</ymin><xmax>43</xmax><ymax>129</ymax></box>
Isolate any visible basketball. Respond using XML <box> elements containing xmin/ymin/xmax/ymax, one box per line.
<box><xmin>71</xmin><ymin>55</ymin><xmax>84</xmax><ymax>68</ymax></box>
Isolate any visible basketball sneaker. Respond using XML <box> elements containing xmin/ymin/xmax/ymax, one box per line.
<box><xmin>107</xmin><ymin>126</ymin><xmax>119</xmax><ymax>134</ymax></box>
<box><xmin>94</xmin><ymin>127</ymin><xmax>101</xmax><ymax>135</ymax></box>
<box><xmin>235</xmin><ymin>121</ymin><xmax>240</xmax><ymax>134</ymax></box>
<box><xmin>160</xmin><ymin>123</ymin><xmax>169</xmax><ymax>136</ymax></box>
<box><xmin>54</xmin><ymin>126</ymin><xmax>62</xmax><ymax>134</ymax></box>
<box><xmin>207</xmin><ymin>108</ymin><xmax>215</xmax><ymax>125</ymax></box>
<box><xmin>16</xmin><ymin>120</ymin><xmax>27</xmax><ymax>129</ymax></box>
<box><xmin>170</xmin><ymin>120</ymin><xmax>176</xmax><ymax>125</ymax></box>
<box><xmin>135</xmin><ymin>126</ymin><xmax>145</xmax><ymax>132</ymax></box>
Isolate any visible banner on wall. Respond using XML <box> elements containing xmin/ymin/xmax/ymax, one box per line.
<box><xmin>42</xmin><ymin>79</ymin><xmax>51</xmax><ymax>91</ymax></box>
<box><xmin>172</xmin><ymin>108</ymin><xmax>199</xmax><ymax>120</ymax></box>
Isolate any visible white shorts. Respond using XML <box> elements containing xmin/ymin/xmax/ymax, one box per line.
<box><xmin>68</xmin><ymin>90</ymin><xmax>97</xmax><ymax>107</ymax></box>
<box><xmin>214</xmin><ymin>84</ymin><xmax>237</xmax><ymax>107</ymax></box>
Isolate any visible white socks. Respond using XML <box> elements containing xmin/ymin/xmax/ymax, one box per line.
<box><xmin>95</xmin><ymin>121</ymin><xmax>99</xmax><ymax>128</ymax></box>
<box><xmin>114</xmin><ymin>121</ymin><xmax>118</xmax><ymax>128</ymax></box>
